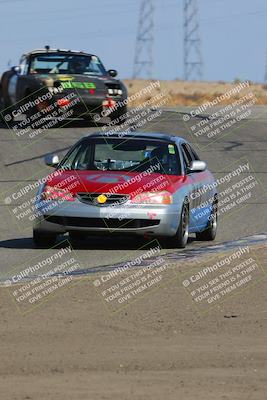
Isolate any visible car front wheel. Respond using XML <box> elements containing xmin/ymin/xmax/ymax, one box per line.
<box><xmin>167</xmin><ymin>201</ymin><xmax>189</xmax><ymax>248</ymax></box>
<box><xmin>196</xmin><ymin>198</ymin><xmax>218</xmax><ymax>241</ymax></box>
<box><xmin>69</xmin><ymin>231</ymin><xmax>87</xmax><ymax>241</ymax></box>
<box><xmin>109</xmin><ymin>106</ymin><xmax>128</xmax><ymax>125</ymax></box>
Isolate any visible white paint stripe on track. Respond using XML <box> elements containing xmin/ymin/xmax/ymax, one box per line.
<box><xmin>1</xmin><ymin>232</ymin><xmax>267</xmax><ymax>287</ymax></box>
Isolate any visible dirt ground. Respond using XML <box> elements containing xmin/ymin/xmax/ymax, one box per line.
<box><xmin>0</xmin><ymin>244</ymin><xmax>267</xmax><ymax>400</ymax></box>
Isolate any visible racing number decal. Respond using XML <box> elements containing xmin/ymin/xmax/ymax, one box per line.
<box><xmin>60</xmin><ymin>81</ymin><xmax>96</xmax><ymax>90</ymax></box>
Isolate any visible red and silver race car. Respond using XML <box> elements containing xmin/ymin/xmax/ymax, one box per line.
<box><xmin>33</xmin><ymin>132</ymin><xmax>218</xmax><ymax>248</ymax></box>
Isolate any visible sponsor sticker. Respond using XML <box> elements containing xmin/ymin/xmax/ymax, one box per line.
<box><xmin>168</xmin><ymin>144</ymin><xmax>175</xmax><ymax>154</ymax></box>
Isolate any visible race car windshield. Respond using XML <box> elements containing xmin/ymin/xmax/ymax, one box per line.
<box><xmin>29</xmin><ymin>54</ymin><xmax>107</xmax><ymax>75</ymax></box>
<box><xmin>59</xmin><ymin>138</ymin><xmax>181</xmax><ymax>175</ymax></box>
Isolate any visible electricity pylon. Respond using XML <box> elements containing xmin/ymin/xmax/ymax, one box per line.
<box><xmin>133</xmin><ymin>0</ymin><xmax>154</xmax><ymax>79</ymax></box>
<box><xmin>184</xmin><ymin>0</ymin><xmax>203</xmax><ymax>80</ymax></box>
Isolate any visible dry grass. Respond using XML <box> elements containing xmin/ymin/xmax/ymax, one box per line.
<box><xmin>124</xmin><ymin>79</ymin><xmax>267</xmax><ymax>107</ymax></box>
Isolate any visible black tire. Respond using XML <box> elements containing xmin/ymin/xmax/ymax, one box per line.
<box><xmin>0</xmin><ymin>89</ymin><xmax>4</xmax><ymax>123</ymax></box>
<box><xmin>0</xmin><ymin>84</ymin><xmax>3</xmax><ymax>110</ymax></box>
<box><xmin>0</xmin><ymin>84</ymin><xmax>12</xmax><ymax>124</ymax></box>
<box><xmin>33</xmin><ymin>230</ymin><xmax>57</xmax><ymax>248</ymax></box>
<box><xmin>24</xmin><ymin>92</ymin><xmax>38</xmax><ymax>122</ymax></box>
<box><xmin>84</xmin><ymin>114</ymin><xmax>102</xmax><ymax>127</ymax></box>
<box><xmin>68</xmin><ymin>231</ymin><xmax>87</xmax><ymax>247</ymax></box>
<box><xmin>110</xmin><ymin>106</ymin><xmax>127</xmax><ymax>125</ymax></box>
<box><xmin>167</xmin><ymin>201</ymin><xmax>189</xmax><ymax>248</ymax></box>
<box><xmin>1</xmin><ymin>70</ymin><xmax>15</xmax><ymax>107</ymax></box>
<box><xmin>83</xmin><ymin>116</ymin><xmax>93</xmax><ymax>124</ymax></box>
<box><xmin>69</xmin><ymin>231</ymin><xmax>87</xmax><ymax>241</ymax></box>
<box><xmin>196</xmin><ymin>197</ymin><xmax>218</xmax><ymax>241</ymax></box>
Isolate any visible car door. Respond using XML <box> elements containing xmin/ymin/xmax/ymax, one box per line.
<box><xmin>179</xmin><ymin>142</ymin><xmax>208</xmax><ymax>231</ymax></box>
<box><xmin>179</xmin><ymin>143</ymin><xmax>198</xmax><ymax>228</ymax></box>
<box><xmin>183</xmin><ymin>142</ymin><xmax>214</xmax><ymax>231</ymax></box>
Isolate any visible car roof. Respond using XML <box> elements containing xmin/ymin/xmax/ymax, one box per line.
<box><xmin>22</xmin><ymin>48</ymin><xmax>92</xmax><ymax>57</ymax></box>
<box><xmin>86</xmin><ymin>131</ymin><xmax>186</xmax><ymax>143</ymax></box>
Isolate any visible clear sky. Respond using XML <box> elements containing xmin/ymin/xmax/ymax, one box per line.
<box><xmin>0</xmin><ymin>0</ymin><xmax>266</xmax><ymax>82</ymax></box>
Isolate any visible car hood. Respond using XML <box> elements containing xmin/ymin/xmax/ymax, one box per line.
<box><xmin>46</xmin><ymin>170</ymin><xmax>186</xmax><ymax>198</ymax></box>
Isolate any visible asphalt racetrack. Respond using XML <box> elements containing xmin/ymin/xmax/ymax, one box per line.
<box><xmin>0</xmin><ymin>106</ymin><xmax>267</xmax><ymax>280</ymax></box>
<box><xmin>1</xmin><ymin>106</ymin><xmax>267</xmax><ymax>400</ymax></box>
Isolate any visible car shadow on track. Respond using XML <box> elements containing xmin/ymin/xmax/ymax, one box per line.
<box><xmin>0</xmin><ymin>235</ymin><xmax>196</xmax><ymax>250</ymax></box>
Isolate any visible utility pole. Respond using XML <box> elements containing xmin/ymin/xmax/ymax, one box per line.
<box><xmin>183</xmin><ymin>0</ymin><xmax>203</xmax><ymax>81</ymax></box>
<box><xmin>133</xmin><ymin>0</ymin><xmax>154</xmax><ymax>79</ymax></box>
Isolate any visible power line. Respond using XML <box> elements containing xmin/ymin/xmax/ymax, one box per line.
<box><xmin>133</xmin><ymin>0</ymin><xmax>154</xmax><ymax>78</ymax></box>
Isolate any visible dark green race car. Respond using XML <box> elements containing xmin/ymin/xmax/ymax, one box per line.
<box><xmin>0</xmin><ymin>46</ymin><xmax>127</xmax><ymax>126</ymax></box>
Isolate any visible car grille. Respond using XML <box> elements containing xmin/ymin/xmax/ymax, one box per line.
<box><xmin>77</xmin><ymin>192</ymin><xmax>130</xmax><ymax>206</ymax></box>
<box><xmin>44</xmin><ymin>215</ymin><xmax>160</xmax><ymax>229</ymax></box>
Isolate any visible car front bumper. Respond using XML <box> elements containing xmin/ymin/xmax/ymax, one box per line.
<box><xmin>33</xmin><ymin>199</ymin><xmax>181</xmax><ymax>237</ymax></box>
<box><xmin>53</xmin><ymin>93</ymin><xmax>127</xmax><ymax>119</ymax></box>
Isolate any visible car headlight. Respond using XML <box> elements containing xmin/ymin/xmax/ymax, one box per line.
<box><xmin>42</xmin><ymin>77</ymin><xmax>54</xmax><ymax>87</ymax></box>
<box><xmin>131</xmin><ymin>191</ymin><xmax>173</xmax><ymax>205</ymax></box>
<box><xmin>41</xmin><ymin>185</ymin><xmax>75</xmax><ymax>202</ymax></box>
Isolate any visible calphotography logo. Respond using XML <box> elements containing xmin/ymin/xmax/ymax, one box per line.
<box><xmin>180</xmin><ymin>246</ymin><xmax>266</xmax><ymax>313</ymax></box>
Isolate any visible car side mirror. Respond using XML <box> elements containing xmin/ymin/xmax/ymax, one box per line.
<box><xmin>187</xmin><ymin>160</ymin><xmax>207</xmax><ymax>173</ymax></box>
<box><xmin>45</xmin><ymin>154</ymin><xmax>59</xmax><ymax>167</ymax></box>
<box><xmin>108</xmin><ymin>69</ymin><xmax>118</xmax><ymax>77</ymax></box>
<box><xmin>11</xmin><ymin>66</ymin><xmax>21</xmax><ymax>75</ymax></box>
